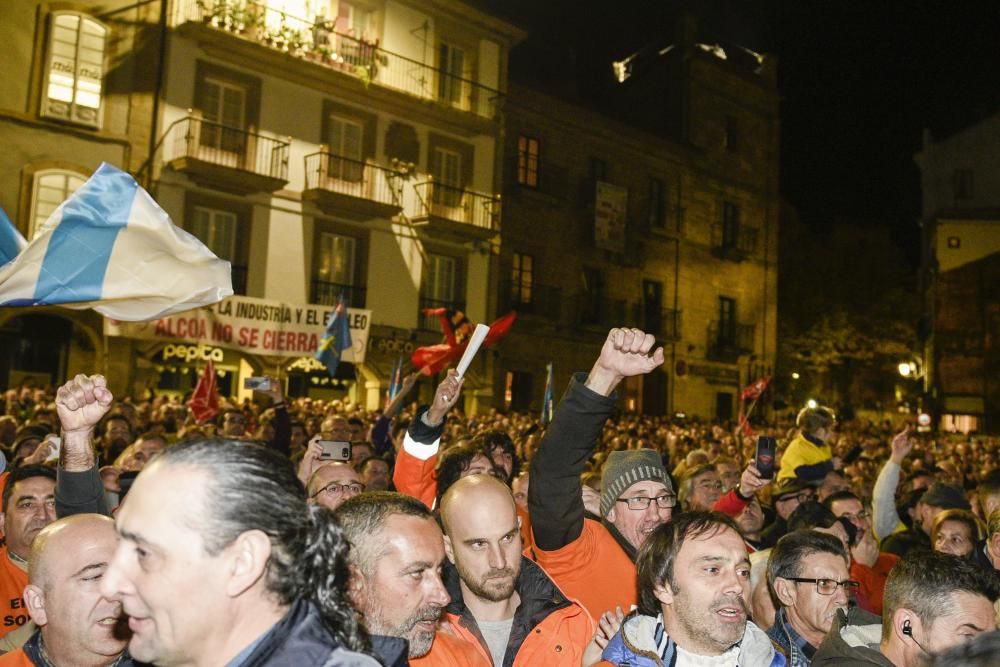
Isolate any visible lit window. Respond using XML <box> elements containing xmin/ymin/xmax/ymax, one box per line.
<box><xmin>41</xmin><ymin>12</ymin><xmax>107</xmax><ymax>128</ymax></box>
<box><xmin>317</xmin><ymin>232</ymin><xmax>356</xmax><ymax>286</ymax></box>
<box><xmin>511</xmin><ymin>253</ymin><xmax>533</xmax><ymax>305</ymax></box>
<box><xmin>517</xmin><ymin>136</ymin><xmax>539</xmax><ymax>188</ymax></box>
<box><xmin>30</xmin><ymin>170</ymin><xmax>86</xmax><ymax>240</ymax></box>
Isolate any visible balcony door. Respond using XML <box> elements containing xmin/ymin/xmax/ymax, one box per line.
<box><xmin>315</xmin><ymin>232</ymin><xmax>358</xmax><ymax>305</ymax></box>
<box><xmin>430</xmin><ymin>147</ymin><xmax>463</xmax><ymax>208</ymax></box>
<box><xmin>438</xmin><ymin>42</ymin><xmax>467</xmax><ymax>109</ymax></box>
<box><xmin>199</xmin><ymin>77</ymin><xmax>247</xmax><ymax>166</ymax></box>
<box><xmin>190</xmin><ymin>206</ymin><xmax>244</xmax><ymax>294</ymax></box>
<box><xmin>421</xmin><ymin>254</ymin><xmax>460</xmax><ymax>329</ymax></box>
<box><xmin>327</xmin><ymin>114</ymin><xmax>364</xmax><ymax>187</ymax></box>
<box><xmin>718</xmin><ymin>296</ymin><xmax>737</xmax><ymax>346</ymax></box>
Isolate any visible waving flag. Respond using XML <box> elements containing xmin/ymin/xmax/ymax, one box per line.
<box><xmin>411</xmin><ymin>310</ymin><xmax>517</xmax><ymax>376</ymax></box>
<box><xmin>541</xmin><ymin>362</ymin><xmax>554</xmax><ymax>425</ymax></box>
<box><xmin>0</xmin><ymin>163</ymin><xmax>232</xmax><ymax>321</ymax></box>
<box><xmin>188</xmin><ymin>360</ymin><xmax>220</xmax><ymax>424</ymax></box>
<box><xmin>388</xmin><ymin>355</ymin><xmax>404</xmax><ymax>401</ymax></box>
<box><xmin>0</xmin><ymin>208</ymin><xmax>27</xmax><ymax>267</ymax></box>
<box><xmin>316</xmin><ymin>297</ymin><xmax>352</xmax><ymax>377</ymax></box>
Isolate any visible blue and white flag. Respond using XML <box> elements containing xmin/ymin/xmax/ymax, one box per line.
<box><xmin>0</xmin><ymin>162</ymin><xmax>232</xmax><ymax>321</ymax></box>
<box><xmin>541</xmin><ymin>362</ymin><xmax>554</xmax><ymax>425</ymax></box>
<box><xmin>316</xmin><ymin>296</ymin><xmax>352</xmax><ymax>377</ymax></box>
<box><xmin>0</xmin><ymin>207</ymin><xmax>27</xmax><ymax>268</ymax></box>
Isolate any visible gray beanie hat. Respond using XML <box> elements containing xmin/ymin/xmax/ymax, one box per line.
<box><xmin>600</xmin><ymin>449</ymin><xmax>671</xmax><ymax>517</ymax></box>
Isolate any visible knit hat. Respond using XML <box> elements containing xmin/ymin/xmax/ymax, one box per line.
<box><xmin>600</xmin><ymin>449</ymin><xmax>671</xmax><ymax>517</ymax></box>
<box><xmin>920</xmin><ymin>483</ymin><xmax>971</xmax><ymax>511</ymax></box>
<box><xmin>772</xmin><ymin>477</ymin><xmax>812</xmax><ymax>502</ymax></box>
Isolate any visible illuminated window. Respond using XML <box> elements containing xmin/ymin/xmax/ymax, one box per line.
<box><xmin>317</xmin><ymin>232</ymin><xmax>356</xmax><ymax>286</ymax></box>
<box><xmin>30</xmin><ymin>170</ymin><xmax>86</xmax><ymax>240</ymax></box>
<box><xmin>511</xmin><ymin>253</ymin><xmax>533</xmax><ymax>305</ymax></box>
<box><xmin>41</xmin><ymin>12</ymin><xmax>107</xmax><ymax>128</ymax></box>
<box><xmin>517</xmin><ymin>136</ymin><xmax>539</xmax><ymax>188</ymax></box>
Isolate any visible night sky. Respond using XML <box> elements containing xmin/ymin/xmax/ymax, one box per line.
<box><xmin>475</xmin><ymin>0</ymin><xmax>1000</xmax><ymax>267</ymax></box>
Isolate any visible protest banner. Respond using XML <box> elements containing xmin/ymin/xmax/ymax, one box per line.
<box><xmin>105</xmin><ymin>295</ymin><xmax>372</xmax><ymax>363</ymax></box>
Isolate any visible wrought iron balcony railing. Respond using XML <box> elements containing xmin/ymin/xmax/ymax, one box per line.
<box><xmin>311</xmin><ymin>280</ymin><xmax>366</xmax><ymax>308</ymax></box>
<box><xmin>411</xmin><ymin>181</ymin><xmax>500</xmax><ymax>232</ymax></box>
<box><xmin>162</xmin><ymin>115</ymin><xmax>289</xmax><ymax>181</ymax></box>
<box><xmin>175</xmin><ymin>0</ymin><xmax>503</xmax><ymax>119</ymax></box>
<box><xmin>304</xmin><ymin>152</ymin><xmax>403</xmax><ymax>206</ymax></box>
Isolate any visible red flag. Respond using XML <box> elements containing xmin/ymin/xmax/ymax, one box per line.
<box><xmin>741</xmin><ymin>377</ymin><xmax>771</xmax><ymax>401</ymax></box>
<box><xmin>411</xmin><ymin>311</ymin><xmax>517</xmax><ymax>375</ymax></box>
<box><xmin>188</xmin><ymin>360</ymin><xmax>220</xmax><ymax>424</ymax></box>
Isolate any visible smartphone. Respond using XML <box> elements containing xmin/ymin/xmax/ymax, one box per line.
<box><xmin>244</xmin><ymin>377</ymin><xmax>273</xmax><ymax>391</ymax></box>
<box><xmin>318</xmin><ymin>440</ymin><xmax>352</xmax><ymax>461</ymax></box>
<box><xmin>755</xmin><ymin>436</ymin><xmax>777</xmax><ymax>480</ymax></box>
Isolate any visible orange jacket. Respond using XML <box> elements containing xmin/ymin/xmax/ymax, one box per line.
<box><xmin>0</xmin><ymin>547</ymin><xmax>28</xmax><ymax>639</ymax></box>
<box><xmin>0</xmin><ymin>648</ymin><xmax>31</xmax><ymax>667</ymax></box>
<box><xmin>443</xmin><ymin>557</ymin><xmax>595</xmax><ymax>666</ymax></box>
<box><xmin>529</xmin><ymin>518</ymin><xmax>637</xmax><ymax>620</ymax></box>
<box><xmin>409</xmin><ymin>629</ymin><xmax>491</xmax><ymax>667</ymax></box>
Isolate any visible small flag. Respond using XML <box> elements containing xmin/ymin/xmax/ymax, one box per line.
<box><xmin>388</xmin><ymin>355</ymin><xmax>404</xmax><ymax>400</ymax></box>
<box><xmin>188</xmin><ymin>360</ymin><xmax>220</xmax><ymax>424</ymax></box>
<box><xmin>0</xmin><ymin>208</ymin><xmax>27</xmax><ymax>268</ymax></box>
<box><xmin>541</xmin><ymin>362</ymin><xmax>554</xmax><ymax>425</ymax></box>
<box><xmin>0</xmin><ymin>162</ymin><xmax>232</xmax><ymax>320</ymax></box>
<box><xmin>741</xmin><ymin>377</ymin><xmax>771</xmax><ymax>401</ymax></box>
<box><xmin>316</xmin><ymin>297</ymin><xmax>352</xmax><ymax>377</ymax></box>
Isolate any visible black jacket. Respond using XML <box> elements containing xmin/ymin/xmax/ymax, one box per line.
<box><xmin>240</xmin><ymin>599</ymin><xmax>387</xmax><ymax>667</ymax></box>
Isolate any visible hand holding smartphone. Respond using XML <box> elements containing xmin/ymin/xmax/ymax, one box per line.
<box><xmin>318</xmin><ymin>440</ymin><xmax>351</xmax><ymax>461</ymax></box>
<box><xmin>755</xmin><ymin>436</ymin><xmax>776</xmax><ymax>480</ymax></box>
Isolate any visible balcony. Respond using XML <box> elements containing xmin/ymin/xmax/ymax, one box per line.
<box><xmin>302</xmin><ymin>151</ymin><xmax>403</xmax><ymax>221</ymax></box>
<box><xmin>173</xmin><ymin>0</ymin><xmax>502</xmax><ymax>121</ymax></box>
<box><xmin>161</xmin><ymin>115</ymin><xmax>289</xmax><ymax>194</ymax></box>
<box><xmin>409</xmin><ymin>182</ymin><xmax>500</xmax><ymax>242</ymax></box>
<box><xmin>498</xmin><ymin>280</ymin><xmax>561</xmax><ymax>320</ymax></box>
<box><xmin>311</xmin><ymin>280</ymin><xmax>366</xmax><ymax>308</ymax></box>
<box><xmin>634</xmin><ymin>306</ymin><xmax>681</xmax><ymax>341</ymax></box>
<box><xmin>707</xmin><ymin>321</ymin><xmax>755</xmax><ymax>361</ymax></box>
<box><xmin>711</xmin><ymin>223</ymin><xmax>759</xmax><ymax>262</ymax></box>
<box><xmin>232</xmin><ymin>264</ymin><xmax>248</xmax><ymax>295</ymax></box>
<box><xmin>418</xmin><ymin>297</ymin><xmax>466</xmax><ymax>331</ymax></box>
<box><xmin>574</xmin><ymin>295</ymin><xmax>627</xmax><ymax>330</ymax></box>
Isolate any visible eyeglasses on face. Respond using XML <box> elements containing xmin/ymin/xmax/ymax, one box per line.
<box><xmin>785</xmin><ymin>577</ymin><xmax>859</xmax><ymax>596</ymax></box>
<box><xmin>311</xmin><ymin>481</ymin><xmax>365</xmax><ymax>498</ymax></box>
<box><xmin>698</xmin><ymin>480</ymin><xmax>724</xmax><ymax>491</ymax></box>
<box><xmin>617</xmin><ymin>493</ymin><xmax>677</xmax><ymax>511</ymax></box>
<box><xmin>840</xmin><ymin>510</ymin><xmax>870</xmax><ymax>521</ymax></box>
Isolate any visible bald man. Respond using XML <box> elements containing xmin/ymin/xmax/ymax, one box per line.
<box><xmin>439</xmin><ymin>476</ymin><xmax>594</xmax><ymax>666</ymax></box>
<box><xmin>0</xmin><ymin>514</ymin><xmax>132</xmax><ymax>666</ymax></box>
<box><xmin>306</xmin><ymin>462</ymin><xmax>364</xmax><ymax>511</ymax></box>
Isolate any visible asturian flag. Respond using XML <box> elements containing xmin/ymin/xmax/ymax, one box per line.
<box><xmin>541</xmin><ymin>362</ymin><xmax>555</xmax><ymax>425</ymax></box>
<box><xmin>0</xmin><ymin>162</ymin><xmax>232</xmax><ymax>321</ymax></box>
<box><xmin>316</xmin><ymin>296</ymin><xmax>352</xmax><ymax>377</ymax></box>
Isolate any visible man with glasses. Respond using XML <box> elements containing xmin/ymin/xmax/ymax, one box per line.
<box><xmin>678</xmin><ymin>464</ymin><xmax>724</xmax><ymax>511</ymax></box>
<box><xmin>762</xmin><ymin>479</ymin><xmax>816</xmax><ymax>548</ymax></box>
<box><xmin>307</xmin><ymin>462</ymin><xmax>365</xmax><ymax>510</ymax></box>
<box><xmin>826</xmin><ymin>490</ymin><xmax>898</xmax><ymax>615</ymax></box>
<box><xmin>767</xmin><ymin>530</ymin><xmax>865</xmax><ymax>665</ymax></box>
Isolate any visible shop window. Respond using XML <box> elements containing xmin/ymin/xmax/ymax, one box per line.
<box><xmin>41</xmin><ymin>12</ymin><xmax>107</xmax><ymax>128</ymax></box>
<box><xmin>30</xmin><ymin>170</ymin><xmax>86</xmax><ymax>240</ymax></box>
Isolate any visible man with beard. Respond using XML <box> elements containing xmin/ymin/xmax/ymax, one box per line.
<box><xmin>599</xmin><ymin>512</ymin><xmax>784</xmax><ymax>666</ymax></box>
<box><xmin>438</xmin><ymin>476</ymin><xmax>593</xmax><ymax>665</ymax></box>
<box><xmin>0</xmin><ymin>514</ymin><xmax>134</xmax><ymax>666</ymax></box>
<box><xmin>767</xmin><ymin>531</ymin><xmax>860</xmax><ymax>665</ymax></box>
<box><xmin>530</xmin><ymin>328</ymin><xmax>671</xmax><ymax>618</ymax></box>
<box><xmin>0</xmin><ymin>466</ymin><xmax>56</xmax><ymax>639</ymax></box>
<box><xmin>336</xmin><ymin>492</ymin><xmax>488</xmax><ymax>666</ymax></box>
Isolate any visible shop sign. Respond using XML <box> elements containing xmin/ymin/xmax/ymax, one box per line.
<box><xmin>161</xmin><ymin>343</ymin><xmax>225</xmax><ymax>363</ymax></box>
<box><xmin>106</xmin><ymin>295</ymin><xmax>372</xmax><ymax>362</ymax></box>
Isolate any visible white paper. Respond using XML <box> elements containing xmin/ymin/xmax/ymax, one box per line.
<box><xmin>456</xmin><ymin>323</ymin><xmax>490</xmax><ymax>378</ymax></box>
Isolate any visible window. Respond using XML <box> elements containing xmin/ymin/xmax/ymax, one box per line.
<box><xmin>30</xmin><ymin>170</ymin><xmax>86</xmax><ymax>240</ymax></box>
<box><xmin>511</xmin><ymin>253</ymin><xmax>533</xmax><ymax>305</ymax></box>
<box><xmin>41</xmin><ymin>12</ymin><xmax>107</xmax><ymax>128</ymax></box>
<box><xmin>423</xmin><ymin>254</ymin><xmax>457</xmax><ymax>303</ymax></box>
<box><xmin>718</xmin><ymin>296</ymin><xmax>736</xmax><ymax>345</ymax></box>
<box><xmin>316</xmin><ymin>232</ymin><xmax>356</xmax><ymax>286</ymax></box>
<box><xmin>438</xmin><ymin>42</ymin><xmax>467</xmax><ymax>107</ymax></box>
<box><xmin>431</xmin><ymin>147</ymin><xmax>463</xmax><ymax>206</ymax></box>
<box><xmin>332</xmin><ymin>1</ymin><xmax>374</xmax><ymax>39</ymax></box>
<box><xmin>648</xmin><ymin>178</ymin><xmax>666</xmax><ymax>229</ymax></box>
<box><xmin>589</xmin><ymin>158</ymin><xmax>608</xmax><ymax>182</ymax></box>
<box><xmin>721</xmin><ymin>201</ymin><xmax>740</xmax><ymax>247</ymax></box>
<box><xmin>725</xmin><ymin>115</ymin><xmax>739</xmax><ymax>152</ymax></box>
<box><xmin>327</xmin><ymin>114</ymin><xmax>364</xmax><ymax>181</ymax></box>
<box><xmin>190</xmin><ymin>207</ymin><xmax>238</xmax><ymax>262</ymax></box>
<box><xmin>954</xmin><ymin>169</ymin><xmax>974</xmax><ymax>200</ymax></box>
<box><xmin>199</xmin><ymin>77</ymin><xmax>247</xmax><ymax>155</ymax></box>
<box><xmin>517</xmin><ymin>136</ymin><xmax>539</xmax><ymax>188</ymax></box>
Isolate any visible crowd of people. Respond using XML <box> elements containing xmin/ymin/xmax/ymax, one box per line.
<box><xmin>1</xmin><ymin>327</ymin><xmax>999</xmax><ymax>666</ymax></box>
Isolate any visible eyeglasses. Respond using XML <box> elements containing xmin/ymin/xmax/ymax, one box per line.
<box><xmin>839</xmin><ymin>510</ymin><xmax>870</xmax><ymax>522</ymax></box>
<box><xmin>617</xmin><ymin>494</ymin><xmax>677</xmax><ymax>511</ymax></box>
<box><xmin>785</xmin><ymin>578</ymin><xmax>860</xmax><ymax>596</ymax></box>
<box><xmin>311</xmin><ymin>481</ymin><xmax>365</xmax><ymax>499</ymax></box>
<box><xmin>777</xmin><ymin>492</ymin><xmax>814</xmax><ymax>504</ymax></box>
<box><xmin>698</xmin><ymin>480</ymin><xmax>724</xmax><ymax>491</ymax></box>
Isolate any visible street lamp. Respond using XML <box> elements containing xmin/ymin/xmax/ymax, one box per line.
<box><xmin>806</xmin><ymin>399</ymin><xmax>818</xmax><ymax>409</ymax></box>
<box><xmin>791</xmin><ymin>372</ymin><xmax>800</xmax><ymax>380</ymax></box>
<box><xmin>898</xmin><ymin>362</ymin><xmax>913</xmax><ymax>377</ymax></box>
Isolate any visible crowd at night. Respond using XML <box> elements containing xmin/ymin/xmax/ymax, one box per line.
<box><xmin>0</xmin><ymin>329</ymin><xmax>997</xmax><ymax>666</ymax></box>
